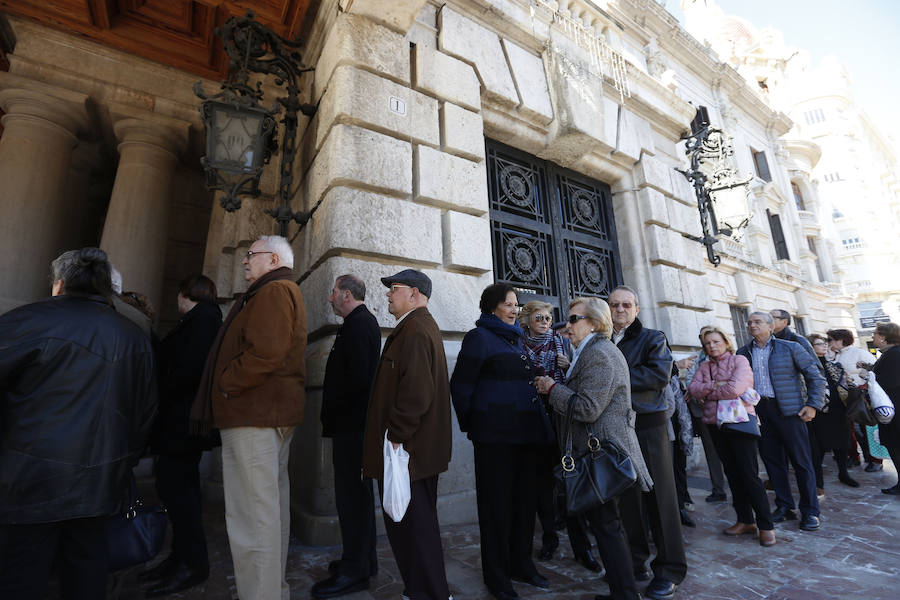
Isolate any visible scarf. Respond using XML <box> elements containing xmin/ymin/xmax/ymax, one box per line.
<box><xmin>524</xmin><ymin>331</ymin><xmax>566</xmax><ymax>383</ymax></box>
<box><xmin>189</xmin><ymin>266</ymin><xmax>296</xmax><ymax>434</ymax></box>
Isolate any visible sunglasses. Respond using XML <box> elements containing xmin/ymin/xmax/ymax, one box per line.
<box><xmin>533</xmin><ymin>314</ymin><xmax>552</xmax><ymax>322</ymax></box>
<box><xmin>568</xmin><ymin>314</ymin><xmax>589</xmax><ymax>324</ymax></box>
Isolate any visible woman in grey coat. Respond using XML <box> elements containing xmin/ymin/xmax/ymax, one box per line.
<box><xmin>535</xmin><ymin>297</ymin><xmax>651</xmax><ymax>600</ymax></box>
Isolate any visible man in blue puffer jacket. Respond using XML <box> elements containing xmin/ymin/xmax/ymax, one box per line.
<box><xmin>737</xmin><ymin>311</ymin><xmax>826</xmax><ymax>532</ymax></box>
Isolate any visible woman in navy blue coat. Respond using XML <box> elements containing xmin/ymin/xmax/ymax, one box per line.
<box><xmin>451</xmin><ymin>284</ymin><xmax>555</xmax><ymax>600</ymax></box>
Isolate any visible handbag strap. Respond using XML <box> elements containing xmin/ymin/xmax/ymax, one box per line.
<box><xmin>559</xmin><ymin>394</ymin><xmax>602</xmax><ymax>470</ymax></box>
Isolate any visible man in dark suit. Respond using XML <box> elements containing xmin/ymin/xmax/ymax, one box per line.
<box><xmin>362</xmin><ymin>269</ymin><xmax>452</xmax><ymax>600</ymax></box>
<box><xmin>737</xmin><ymin>312</ymin><xmax>826</xmax><ymax>531</ymax></box>
<box><xmin>312</xmin><ymin>275</ymin><xmax>382</xmax><ymax>598</ymax></box>
<box><xmin>608</xmin><ymin>286</ymin><xmax>685</xmax><ymax>600</ymax></box>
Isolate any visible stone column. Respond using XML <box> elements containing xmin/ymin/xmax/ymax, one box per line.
<box><xmin>100</xmin><ymin>114</ymin><xmax>188</xmax><ymax>313</ymax></box>
<box><xmin>0</xmin><ymin>73</ymin><xmax>89</xmax><ymax>311</ymax></box>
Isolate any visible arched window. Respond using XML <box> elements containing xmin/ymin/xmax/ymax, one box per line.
<box><xmin>792</xmin><ymin>183</ymin><xmax>806</xmax><ymax>211</ymax></box>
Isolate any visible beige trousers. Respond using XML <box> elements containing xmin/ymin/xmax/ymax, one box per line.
<box><xmin>221</xmin><ymin>426</ymin><xmax>295</xmax><ymax>600</ymax></box>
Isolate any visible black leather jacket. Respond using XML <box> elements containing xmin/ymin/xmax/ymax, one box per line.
<box><xmin>0</xmin><ymin>295</ymin><xmax>157</xmax><ymax>524</ymax></box>
<box><xmin>615</xmin><ymin>318</ymin><xmax>673</xmax><ymax>415</ymax></box>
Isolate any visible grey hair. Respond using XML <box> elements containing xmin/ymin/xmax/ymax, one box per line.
<box><xmin>257</xmin><ymin>235</ymin><xmax>294</xmax><ymax>269</ymax></box>
<box><xmin>50</xmin><ymin>250</ymin><xmax>79</xmax><ymax>285</ymax></box>
<box><xmin>336</xmin><ymin>274</ymin><xmax>366</xmax><ymax>301</ymax></box>
<box><xmin>110</xmin><ymin>266</ymin><xmax>123</xmax><ymax>294</ymax></box>
<box><xmin>749</xmin><ymin>311</ymin><xmax>774</xmax><ymax>325</ymax></box>
<box><xmin>50</xmin><ymin>247</ymin><xmax>113</xmax><ymax>297</ymax></box>
<box><xmin>610</xmin><ymin>285</ymin><xmax>640</xmax><ymax>307</ymax></box>
<box><xmin>570</xmin><ymin>296</ymin><xmax>613</xmax><ymax>337</ymax></box>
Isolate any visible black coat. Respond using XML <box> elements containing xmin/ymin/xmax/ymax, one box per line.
<box><xmin>320</xmin><ymin>304</ymin><xmax>381</xmax><ymax>437</ymax></box>
<box><xmin>151</xmin><ymin>301</ymin><xmax>222</xmax><ymax>455</ymax></box>
<box><xmin>615</xmin><ymin>317</ymin><xmax>673</xmax><ymax>415</ymax></box>
<box><xmin>0</xmin><ymin>294</ymin><xmax>157</xmax><ymax>524</ymax></box>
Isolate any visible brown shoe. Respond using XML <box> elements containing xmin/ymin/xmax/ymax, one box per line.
<box><xmin>723</xmin><ymin>522</ymin><xmax>758</xmax><ymax>536</ymax></box>
<box><xmin>759</xmin><ymin>529</ymin><xmax>776</xmax><ymax>547</ymax></box>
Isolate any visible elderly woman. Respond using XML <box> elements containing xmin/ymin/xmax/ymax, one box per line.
<box><xmin>859</xmin><ymin>322</ymin><xmax>900</xmax><ymax>495</ymax></box>
<box><xmin>807</xmin><ymin>334</ymin><xmax>858</xmax><ymax>493</ymax></box>
<box><xmin>689</xmin><ymin>327</ymin><xmax>775</xmax><ymax>547</ymax></box>
<box><xmin>535</xmin><ymin>297</ymin><xmax>650</xmax><ymax>600</ymax></box>
<box><xmin>451</xmin><ymin>284</ymin><xmax>555</xmax><ymax>600</ymax></box>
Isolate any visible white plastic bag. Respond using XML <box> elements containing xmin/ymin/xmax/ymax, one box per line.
<box><xmin>867</xmin><ymin>371</ymin><xmax>895</xmax><ymax>424</ymax></box>
<box><xmin>382</xmin><ymin>431</ymin><xmax>411</xmax><ymax>522</ymax></box>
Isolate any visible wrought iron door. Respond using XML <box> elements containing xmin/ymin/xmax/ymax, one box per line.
<box><xmin>486</xmin><ymin>139</ymin><xmax>622</xmax><ymax>315</ymax></box>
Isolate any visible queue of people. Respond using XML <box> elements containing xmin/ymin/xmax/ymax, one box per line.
<box><xmin>2</xmin><ymin>242</ymin><xmax>899</xmax><ymax>600</ymax></box>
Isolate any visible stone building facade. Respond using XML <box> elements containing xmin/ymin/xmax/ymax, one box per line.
<box><xmin>0</xmin><ymin>0</ymin><xmax>853</xmax><ymax>543</ymax></box>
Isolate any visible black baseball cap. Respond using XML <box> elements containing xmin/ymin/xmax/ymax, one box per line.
<box><xmin>380</xmin><ymin>269</ymin><xmax>432</xmax><ymax>298</ymax></box>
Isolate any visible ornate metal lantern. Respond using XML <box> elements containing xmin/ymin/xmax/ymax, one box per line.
<box><xmin>194</xmin><ymin>12</ymin><xmax>316</xmax><ymax>236</ymax></box>
<box><xmin>677</xmin><ymin>106</ymin><xmax>752</xmax><ymax>265</ymax></box>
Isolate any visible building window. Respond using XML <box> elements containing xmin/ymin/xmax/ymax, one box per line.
<box><xmin>804</xmin><ymin>108</ymin><xmax>825</xmax><ymax>124</ymax></box>
<box><xmin>752</xmin><ymin>149</ymin><xmax>771</xmax><ymax>182</ymax></box>
<box><xmin>793</xmin><ymin>316</ymin><xmax>807</xmax><ymax>336</ymax></box>
<box><xmin>730</xmin><ymin>305</ymin><xmax>751</xmax><ymax>349</ymax></box>
<box><xmin>807</xmin><ymin>237</ymin><xmax>825</xmax><ymax>281</ymax></box>
<box><xmin>767</xmin><ymin>209</ymin><xmax>790</xmax><ymax>260</ymax></box>
<box><xmin>792</xmin><ymin>183</ymin><xmax>806</xmax><ymax>211</ymax></box>
<box><xmin>823</xmin><ymin>172</ymin><xmax>843</xmax><ymax>183</ymax></box>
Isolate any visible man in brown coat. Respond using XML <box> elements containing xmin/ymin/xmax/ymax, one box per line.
<box><xmin>363</xmin><ymin>269</ymin><xmax>452</xmax><ymax>600</ymax></box>
<box><xmin>201</xmin><ymin>235</ymin><xmax>306</xmax><ymax>600</ymax></box>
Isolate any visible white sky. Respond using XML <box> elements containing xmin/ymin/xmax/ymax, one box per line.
<box><xmin>666</xmin><ymin>0</ymin><xmax>900</xmax><ymax>149</ymax></box>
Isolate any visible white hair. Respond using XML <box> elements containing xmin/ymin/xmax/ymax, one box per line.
<box><xmin>110</xmin><ymin>266</ymin><xmax>123</xmax><ymax>294</ymax></box>
<box><xmin>258</xmin><ymin>235</ymin><xmax>294</xmax><ymax>268</ymax></box>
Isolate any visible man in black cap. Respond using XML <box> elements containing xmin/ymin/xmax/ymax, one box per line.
<box><xmin>362</xmin><ymin>269</ymin><xmax>453</xmax><ymax>600</ymax></box>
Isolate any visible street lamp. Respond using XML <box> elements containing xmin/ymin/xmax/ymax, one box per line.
<box><xmin>676</xmin><ymin>106</ymin><xmax>752</xmax><ymax>266</ymax></box>
<box><xmin>194</xmin><ymin>12</ymin><xmax>316</xmax><ymax>237</ymax></box>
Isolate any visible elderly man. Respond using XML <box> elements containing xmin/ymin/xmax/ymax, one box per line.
<box><xmin>737</xmin><ymin>312</ymin><xmax>826</xmax><ymax>531</ymax></box>
<box><xmin>0</xmin><ymin>248</ymin><xmax>156</xmax><ymax>598</ymax></box>
<box><xmin>192</xmin><ymin>235</ymin><xmax>306</xmax><ymax>600</ymax></box>
<box><xmin>608</xmin><ymin>285</ymin><xmax>685</xmax><ymax>600</ymax></box>
<box><xmin>362</xmin><ymin>269</ymin><xmax>452</xmax><ymax>600</ymax></box>
<box><xmin>312</xmin><ymin>275</ymin><xmax>381</xmax><ymax>599</ymax></box>
<box><xmin>770</xmin><ymin>309</ymin><xmax>816</xmax><ymax>360</ymax></box>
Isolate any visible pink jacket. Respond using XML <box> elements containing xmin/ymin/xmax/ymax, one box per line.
<box><xmin>688</xmin><ymin>352</ymin><xmax>755</xmax><ymax>425</ymax></box>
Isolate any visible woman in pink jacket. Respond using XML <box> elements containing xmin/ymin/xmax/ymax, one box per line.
<box><xmin>689</xmin><ymin>326</ymin><xmax>776</xmax><ymax>547</ymax></box>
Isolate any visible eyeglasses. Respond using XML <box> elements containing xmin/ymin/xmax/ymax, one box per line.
<box><xmin>533</xmin><ymin>314</ymin><xmax>552</xmax><ymax>322</ymax></box>
<box><xmin>388</xmin><ymin>283</ymin><xmax>410</xmax><ymax>293</ymax></box>
<box><xmin>568</xmin><ymin>314</ymin><xmax>589</xmax><ymax>324</ymax></box>
<box><xmin>245</xmin><ymin>250</ymin><xmax>273</xmax><ymax>260</ymax></box>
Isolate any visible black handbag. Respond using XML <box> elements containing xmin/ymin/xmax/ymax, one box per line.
<box><xmin>846</xmin><ymin>387</ymin><xmax>878</xmax><ymax>426</ymax></box>
<box><xmin>105</xmin><ymin>476</ymin><xmax>168</xmax><ymax>572</ymax></box>
<box><xmin>553</xmin><ymin>394</ymin><xmax>637</xmax><ymax>515</ymax></box>
<box><xmin>721</xmin><ymin>413</ymin><xmax>761</xmax><ymax>437</ymax></box>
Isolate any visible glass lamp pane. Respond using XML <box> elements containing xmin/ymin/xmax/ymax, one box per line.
<box><xmin>206</xmin><ymin>104</ymin><xmax>266</xmax><ymax>174</ymax></box>
<box><xmin>711</xmin><ymin>186</ymin><xmax>751</xmax><ymax>231</ymax></box>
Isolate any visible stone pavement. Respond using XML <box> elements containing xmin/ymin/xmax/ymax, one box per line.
<box><xmin>112</xmin><ymin>457</ymin><xmax>900</xmax><ymax>600</ymax></box>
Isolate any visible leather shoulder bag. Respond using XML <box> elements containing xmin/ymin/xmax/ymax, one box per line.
<box><xmin>553</xmin><ymin>394</ymin><xmax>637</xmax><ymax>515</ymax></box>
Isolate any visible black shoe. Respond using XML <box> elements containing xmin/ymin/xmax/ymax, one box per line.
<box><xmin>799</xmin><ymin>514</ymin><xmax>820</xmax><ymax>531</ymax></box>
<box><xmin>145</xmin><ymin>565</ymin><xmax>209</xmax><ymax>598</ymax></box>
<box><xmin>645</xmin><ymin>578</ymin><xmax>678</xmax><ymax>600</ymax></box>
<box><xmin>138</xmin><ymin>554</ymin><xmax>179</xmax><ymax>584</ymax></box>
<box><xmin>538</xmin><ymin>540</ymin><xmax>558</xmax><ymax>560</ymax></box>
<box><xmin>634</xmin><ymin>568</ymin><xmax>653</xmax><ymax>582</ymax></box>
<box><xmin>705</xmin><ymin>491</ymin><xmax>726</xmax><ymax>503</ymax></box>
<box><xmin>311</xmin><ymin>573</ymin><xmax>370</xmax><ymax>599</ymax></box>
<box><xmin>489</xmin><ymin>589</ymin><xmax>520</xmax><ymax>600</ymax></box>
<box><xmin>511</xmin><ymin>572</ymin><xmax>550</xmax><ymax>589</ymax></box>
<box><xmin>865</xmin><ymin>462</ymin><xmax>883</xmax><ymax>472</ymax></box>
<box><xmin>881</xmin><ymin>484</ymin><xmax>900</xmax><ymax>495</ymax></box>
<box><xmin>328</xmin><ymin>559</ymin><xmax>377</xmax><ymax>577</ymax></box>
<box><xmin>575</xmin><ymin>550</ymin><xmax>602</xmax><ymax>572</ymax></box>
<box><xmin>771</xmin><ymin>506</ymin><xmax>797</xmax><ymax>523</ymax></box>
<box><xmin>838</xmin><ymin>471</ymin><xmax>860</xmax><ymax>487</ymax></box>
<box><xmin>679</xmin><ymin>508</ymin><xmax>696</xmax><ymax>528</ymax></box>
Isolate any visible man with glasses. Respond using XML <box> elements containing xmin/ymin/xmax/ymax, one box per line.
<box><xmin>362</xmin><ymin>269</ymin><xmax>452</xmax><ymax>600</ymax></box>
<box><xmin>193</xmin><ymin>235</ymin><xmax>306</xmax><ymax>600</ymax></box>
<box><xmin>770</xmin><ymin>309</ymin><xmax>817</xmax><ymax>361</ymax></box>
<box><xmin>607</xmin><ymin>286</ymin><xmax>684</xmax><ymax>600</ymax></box>
<box><xmin>737</xmin><ymin>312</ymin><xmax>826</xmax><ymax>532</ymax></box>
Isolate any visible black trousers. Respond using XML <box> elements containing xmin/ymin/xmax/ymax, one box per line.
<box><xmin>671</xmin><ymin>418</ymin><xmax>691</xmax><ymax>507</ymax></box>
<box><xmin>585</xmin><ymin>498</ymin><xmax>640</xmax><ymax>600</ymax></box>
<box><xmin>381</xmin><ymin>475</ymin><xmax>449</xmax><ymax>600</ymax></box>
<box><xmin>473</xmin><ymin>442</ymin><xmax>540</xmax><ymax>595</ymax></box>
<box><xmin>756</xmin><ymin>398</ymin><xmax>820</xmax><ymax>517</ymax></box>
<box><xmin>0</xmin><ymin>516</ymin><xmax>108</xmax><ymax>599</ymax></box>
<box><xmin>619</xmin><ymin>421</ymin><xmax>687</xmax><ymax>583</ymax></box>
<box><xmin>534</xmin><ymin>443</ymin><xmax>560</xmax><ymax>550</ymax></box>
<box><xmin>154</xmin><ymin>452</ymin><xmax>209</xmax><ymax>570</ymax></box>
<box><xmin>707</xmin><ymin>425</ymin><xmax>774</xmax><ymax>530</ymax></box>
<box><xmin>694</xmin><ymin>416</ymin><xmax>727</xmax><ymax>495</ymax></box>
<box><xmin>808</xmin><ymin>422</ymin><xmax>850</xmax><ymax>489</ymax></box>
<box><xmin>332</xmin><ymin>432</ymin><xmax>376</xmax><ymax>577</ymax></box>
